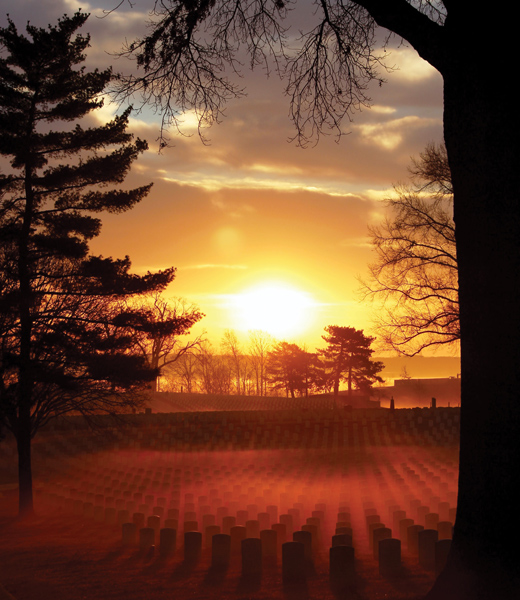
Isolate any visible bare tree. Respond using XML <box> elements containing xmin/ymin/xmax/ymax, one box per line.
<box><xmin>362</xmin><ymin>143</ymin><xmax>458</xmax><ymax>355</ymax></box>
<box><xmin>195</xmin><ymin>340</ymin><xmax>233</xmax><ymax>394</ymax></box>
<box><xmin>120</xmin><ymin>292</ymin><xmax>205</xmax><ymax>391</ymax></box>
<box><xmin>247</xmin><ymin>330</ymin><xmax>273</xmax><ymax>396</ymax></box>
<box><xmin>221</xmin><ymin>329</ymin><xmax>243</xmax><ymax>394</ymax></box>
<box><xmin>172</xmin><ymin>351</ymin><xmax>199</xmax><ymax>393</ymax></box>
<box><xmin>113</xmin><ymin>2</ymin><xmax>520</xmax><ymax>597</ymax></box>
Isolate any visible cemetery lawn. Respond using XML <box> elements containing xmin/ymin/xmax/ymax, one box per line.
<box><xmin>0</xmin><ymin>491</ymin><xmax>433</xmax><ymax>600</ymax></box>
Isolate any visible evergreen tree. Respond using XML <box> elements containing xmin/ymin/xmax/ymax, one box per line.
<box><xmin>0</xmin><ymin>12</ymin><xmax>175</xmax><ymax>516</ymax></box>
<box><xmin>266</xmin><ymin>341</ymin><xmax>313</xmax><ymax>398</ymax></box>
<box><xmin>319</xmin><ymin>326</ymin><xmax>384</xmax><ymax>406</ymax></box>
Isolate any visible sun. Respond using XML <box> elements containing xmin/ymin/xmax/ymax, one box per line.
<box><xmin>232</xmin><ymin>282</ymin><xmax>315</xmax><ymax>339</ymax></box>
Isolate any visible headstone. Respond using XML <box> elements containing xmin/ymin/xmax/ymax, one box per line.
<box><xmin>159</xmin><ymin>527</ymin><xmax>176</xmax><ymax>556</ymax></box>
<box><xmin>279</xmin><ymin>514</ymin><xmax>294</xmax><ymax>536</ymax></box>
<box><xmin>139</xmin><ymin>527</ymin><xmax>155</xmax><ymax>553</ymax></box>
<box><xmin>379</xmin><ymin>538</ymin><xmax>401</xmax><ymax>577</ymax></box>
<box><xmin>236</xmin><ymin>510</ymin><xmax>248</xmax><ymax>526</ymax></box>
<box><xmin>202</xmin><ymin>514</ymin><xmax>216</xmax><ymax>529</ymax></box>
<box><xmin>133</xmin><ymin>512</ymin><xmax>145</xmax><ymax>530</ymax></box>
<box><xmin>335</xmin><ymin>526</ymin><xmax>353</xmax><ymax>537</ymax></box>
<box><xmin>373</xmin><ymin>527</ymin><xmax>392</xmax><ymax>559</ymax></box>
<box><xmin>418</xmin><ymin>529</ymin><xmax>438</xmax><ymax>570</ymax></box>
<box><xmin>329</xmin><ymin>544</ymin><xmax>355</xmax><ymax>589</ymax></box>
<box><xmin>245</xmin><ymin>519</ymin><xmax>260</xmax><ymax>539</ymax></box>
<box><xmin>205</xmin><ymin>524</ymin><xmax>221</xmax><ymax>548</ymax></box>
<box><xmin>122</xmin><ymin>522</ymin><xmax>137</xmax><ymax>546</ymax></box>
<box><xmin>302</xmin><ymin>523</ymin><xmax>319</xmax><ymax>553</ymax></box>
<box><xmin>368</xmin><ymin>522</ymin><xmax>385</xmax><ymax>551</ymax></box>
<box><xmin>230</xmin><ymin>525</ymin><xmax>247</xmax><ymax>555</ymax></box>
<box><xmin>216</xmin><ymin>506</ymin><xmax>229</xmax><ymax>520</ymax></box>
<box><xmin>288</xmin><ymin>508</ymin><xmax>300</xmax><ymax>530</ymax></box>
<box><xmin>407</xmin><ymin>524</ymin><xmax>424</xmax><ymax>556</ymax></box>
<box><xmin>437</xmin><ymin>521</ymin><xmax>453</xmax><ymax>540</ymax></box>
<box><xmin>184</xmin><ymin>531</ymin><xmax>202</xmax><ymax>562</ymax></box>
<box><xmin>222</xmin><ymin>515</ymin><xmax>236</xmax><ymax>534</ymax></box>
<box><xmin>271</xmin><ymin>523</ymin><xmax>287</xmax><ymax>547</ymax></box>
<box><xmin>260</xmin><ymin>529</ymin><xmax>277</xmax><ymax>561</ymax></box>
<box><xmin>416</xmin><ymin>505</ymin><xmax>429</xmax><ymax>526</ymax></box>
<box><xmin>266</xmin><ymin>504</ymin><xmax>278</xmax><ymax>523</ymax></box>
<box><xmin>425</xmin><ymin>513</ymin><xmax>439</xmax><ymax>530</ymax></box>
<box><xmin>258</xmin><ymin>512</ymin><xmax>270</xmax><ymax>531</ymax></box>
<box><xmin>438</xmin><ymin>502</ymin><xmax>450</xmax><ymax>522</ymax></box>
<box><xmin>147</xmin><ymin>515</ymin><xmax>161</xmax><ymax>535</ymax></box>
<box><xmin>366</xmin><ymin>514</ymin><xmax>381</xmax><ymax>531</ymax></box>
<box><xmin>282</xmin><ymin>541</ymin><xmax>305</xmax><ymax>584</ymax></box>
<box><xmin>293</xmin><ymin>530</ymin><xmax>312</xmax><ymax>563</ymax></box>
<box><xmin>167</xmin><ymin>508</ymin><xmax>179</xmax><ymax>520</ymax></box>
<box><xmin>399</xmin><ymin>519</ymin><xmax>414</xmax><ymax>547</ymax></box>
<box><xmin>392</xmin><ymin>510</ymin><xmax>407</xmax><ymax>534</ymax></box>
<box><xmin>332</xmin><ymin>533</ymin><xmax>353</xmax><ymax>547</ymax></box>
<box><xmin>212</xmin><ymin>533</ymin><xmax>231</xmax><ymax>569</ymax></box>
<box><xmin>184</xmin><ymin>520</ymin><xmax>198</xmax><ymax>533</ymax></box>
<box><xmin>165</xmin><ymin>518</ymin><xmax>178</xmax><ymax>530</ymax></box>
<box><xmin>241</xmin><ymin>537</ymin><xmax>262</xmax><ymax>580</ymax></box>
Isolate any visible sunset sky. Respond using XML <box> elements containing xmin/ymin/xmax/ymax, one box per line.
<box><xmin>5</xmin><ymin>0</ymin><xmax>446</xmax><ymax>353</ymax></box>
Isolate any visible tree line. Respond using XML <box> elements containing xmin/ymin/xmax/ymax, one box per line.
<box><xmin>162</xmin><ymin>326</ymin><xmax>384</xmax><ymax>404</ymax></box>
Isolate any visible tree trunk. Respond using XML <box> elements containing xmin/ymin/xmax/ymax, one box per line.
<box><xmin>426</xmin><ymin>12</ymin><xmax>520</xmax><ymax>598</ymax></box>
<box><xmin>16</xmin><ymin>412</ymin><xmax>33</xmax><ymax>517</ymax></box>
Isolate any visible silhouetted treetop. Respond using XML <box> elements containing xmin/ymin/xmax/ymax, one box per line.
<box><xmin>115</xmin><ymin>1</ymin><xmax>451</xmax><ymax>145</ymax></box>
<box><xmin>0</xmin><ymin>11</ymin><xmax>175</xmax><ymax>516</ymax></box>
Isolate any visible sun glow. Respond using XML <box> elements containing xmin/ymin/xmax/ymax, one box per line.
<box><xmin>232</xmin><ymin>282</ymin><xmax>316</xmax><ymax>339</ymax></box>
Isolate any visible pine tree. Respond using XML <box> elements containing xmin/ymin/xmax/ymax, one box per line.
<box><xmin>0</xmin><ymin>12</ymin><xmax>175</xmax><ymax>515</ymax></box>
<box><xmin>319</xmin><ymin>326</ymin><xmax>384</xmax><ymax>406</ymax></box>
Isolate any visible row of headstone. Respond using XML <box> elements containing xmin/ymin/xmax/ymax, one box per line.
<box><xmin>121</xmin><ymin>522</ymin><xmax>361</xmax><ymax>587</ymax></box>
<box><xmin>41</xmin><ymin>442</ymin><xmax>457</xmax><ymax>562</ymax></box>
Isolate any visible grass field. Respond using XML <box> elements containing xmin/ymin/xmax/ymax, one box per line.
<box><xmin>0</xmin><ymin>406</ymin><xmax>459</xmax><ymax>600</ymax></box>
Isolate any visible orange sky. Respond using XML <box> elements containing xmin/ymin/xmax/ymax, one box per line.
<box><xmin>7</xmin><ymin>1</ymin><xmax>447</xmax><ymax>353</ymax></box>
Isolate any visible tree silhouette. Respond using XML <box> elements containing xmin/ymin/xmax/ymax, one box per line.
<box><xmin>266</xmin><ymin>341</ymin><xmax>313</xmax><ymax>398</ymax></box>
<box><xmin>221</xmin><ymin>329</ymin><xmax>243</xmax><ymax>395</ymax></box>
<box><xmin>362</xmin><ymin>143</ymin><xmax>459</xmax><ymax>355</ymax></box>
<box><xmin>320</xmin><ymin>326</ymin><xmax>384</xmax><ymax>406</ymax></box>
<box><xmin>117</xmin><ymin>292</ymin><xmax>205</xmax><ymax>392</ymax></box>
<box><xmin>115</xmin><ymin>2</ymin><xmax>519</xmax><ymax>596</ymax></box>
<box><xmin>247</xmin><ymin>330</ymin><xmax>273</xmax><ymax>396</ymax></box>
<box><xmin>195</xmin><ymin>340</ymin><xmax>233</xmax><ymax>394</ymax></box>
<box><xmin>0</xmin><ymin>12</ymin><xmax>175</xmax><ymax>516</ymax></box>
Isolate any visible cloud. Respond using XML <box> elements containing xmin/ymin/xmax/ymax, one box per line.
<box><xmin>354</xmin><ymin>116</ymin><xmax>441</xmax><ymax>150</ymax></box>
<box><xmin>12</xmin><ymin>0</ymin><xmax>445</xmax><ymax>348</ymax></box>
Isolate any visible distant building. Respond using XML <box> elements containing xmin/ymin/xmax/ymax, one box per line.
<box><xmin>373</xmin><ymin>377</ymin><xmax>461</xmax><ymax>408</ymax></box>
